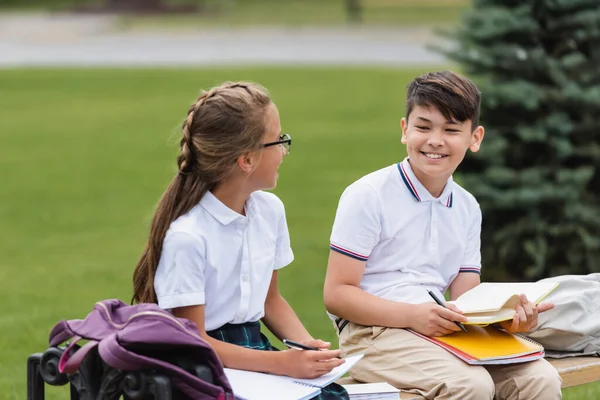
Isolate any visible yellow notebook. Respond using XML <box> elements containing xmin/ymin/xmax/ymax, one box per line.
<box><xmin>409</xmin><ymin>325</ymin><xmax>544</xmax><ymax>365</ymax></box>
<box><xmin>446</xmin><ymin>281</ymin><xmax>559</xmax><ymax>325</ymax></box>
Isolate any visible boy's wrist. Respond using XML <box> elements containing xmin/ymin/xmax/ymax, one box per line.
<box><xmin>394</xmin><ymin>302</ymin><xmax>415</xmax><ymax>329</ymax></box>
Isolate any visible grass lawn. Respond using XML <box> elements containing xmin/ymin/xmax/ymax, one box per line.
<box><xmin>0</xmin><ymin>67</ymin><xmax>597</xmax><ymax>399</ymax></box>
<box><xmin>0</xmin><ymin>0</ymin><xmax>469</xmax><ymax>28</ymax></box>
<box><xmin>117</xmin><ymin>0</ymin><xmax>469</xmax><ymax>29</ymax></box>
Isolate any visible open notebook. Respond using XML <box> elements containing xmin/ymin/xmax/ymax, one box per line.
<box><xmin>343</xmin><ymin>382</ymin><xmax>400</xmax><ymax>400</ymax></box>
<box><xmin>446</xmin><ymin>281</ymin><xmax>559</xmax><ymax>325</ymax></box>
<box><xmin>409</xmin><ymin>325</ymin><xmax>544</xmax><ymax>365</ymax></box>
<box><xmin>224</xmin><ymin>353</ymin><xmax>364</xmax><ymax>400</ymax></box>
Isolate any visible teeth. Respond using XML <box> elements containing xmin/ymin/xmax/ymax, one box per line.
<box><xmin>424</xmin><ymin>153</ymin><xmax>446</xmax><ymax>159</ymax></box>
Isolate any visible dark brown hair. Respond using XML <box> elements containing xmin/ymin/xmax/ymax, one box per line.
<box><xmin>405</xmin><ymin>70</ymin><xmax>481</xmax><ymax>130</ymax></box>
<box><xmin>132</xmin><ymin>82</ymin><xmax>272</xmax><ymax>304</ymax></box>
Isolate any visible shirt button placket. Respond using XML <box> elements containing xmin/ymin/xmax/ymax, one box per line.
<box><xmin>237</xmin><ymin>222</ymin><xmax>250</xmax><ymax>322</ymax></box>
<box><xmin>430</xmin><ymin>204</ymin><xmax>438</xmax><ymax>249</ymax></box>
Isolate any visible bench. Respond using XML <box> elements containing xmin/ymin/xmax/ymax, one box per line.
<box><xmin>28</xmin><ymin>346</ymin><xmax>599</xmax><ymax>399</ymax></box>
<box><xmin>337</xmin><ymin>357</ymin><xmax>600</xmax><ymax>399</ymax></box>
<box><xmin>549</xmin><ymin>357</ymin><xmax>600</xmax><ymax>388</ymax></box>
<box><xmin>27</xmin><ymin>347</ymin><xmax>191</xmax><ymax>400</ymax></box>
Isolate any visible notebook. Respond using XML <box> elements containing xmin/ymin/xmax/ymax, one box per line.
<box><xmin>343</xmin><ymin>382</ymin><xmax>400</xmax><ymax>400</ymax></box>
<box><xmin>224</xmin><ymin>353</ymin><xmax>364</xmax><ymax>400</ymax></box>
<box><xmin>409</xmin><ymin>325</ymin><xmax>545</xmax><ymax>365</ymax></box>
<box><xmin>446</xmin><ymin>281</ymin><xmax>559</xmax><ymax>325</ymax></box>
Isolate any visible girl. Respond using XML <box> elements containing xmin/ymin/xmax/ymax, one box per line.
<box><xmin>132</xmin><ymin>82</ymin><xmax>348</xmax><ymax>399</ymax></box>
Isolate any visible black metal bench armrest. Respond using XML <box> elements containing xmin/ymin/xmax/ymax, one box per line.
<box><xmin>27</xmin><ymin>347</ymin><xmax>172</xmax><ymax>400</ymax></box>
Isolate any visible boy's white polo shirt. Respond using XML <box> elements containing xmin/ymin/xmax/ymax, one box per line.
<box><xmin>154</xmin><ymin>190</ymin><xmax>294</xmax><ymax>331</ymax></box>
<box><xmin>330</xmin><ymin>158</ymin><xmax>482</xmax><ymax>308</ymax></box>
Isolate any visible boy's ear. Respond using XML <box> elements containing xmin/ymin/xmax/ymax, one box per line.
<box><xmin>400</xmin><ymin>118</ymin><xmax>408</xmax><ymax>144</ymax></box>
<box><xmin>237</xmin><ymin>152</ymin><xmax>257</xmax><ymax>173</ymax></box>
<box><xmin>469</xmin><ymin>125</ymin><xmax>485</xmax><ymax>153</ymax></box>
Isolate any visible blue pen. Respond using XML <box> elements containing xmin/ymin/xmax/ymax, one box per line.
<box><xmin>427</xmin><ymin>290</ymin><xmax>468</xmax><ymax>333</ymax></box>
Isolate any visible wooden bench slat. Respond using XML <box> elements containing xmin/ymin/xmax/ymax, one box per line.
<box><xmin>548</xmin><ymin>356</ymin><xmax>600</xmax><ymax>388</ymax></box>
<box><xmin>338</xmin><ymin>356</ymin><xmax>600</xmax><ymax>398</ymax></box>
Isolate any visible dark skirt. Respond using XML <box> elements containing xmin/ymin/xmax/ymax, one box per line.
<box><xmin>207</xmin><ymin>321</ymin><xmax>349</xmax><ymax>400</ymax></box>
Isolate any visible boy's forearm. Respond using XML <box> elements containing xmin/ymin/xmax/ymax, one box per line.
<box><xmin>325</xmin><ymin>284</ymin><xmax>414</xmax><ymax>328</ymax></box>
<box><xmin>449</xmin><ymin>272</ymin><xmax>481</xmax><ymax>300</ymax></box>
<box><xmin>262</xmin><ymin>294</ymin><xmax>312</xmax><ymax>342</ymax></box>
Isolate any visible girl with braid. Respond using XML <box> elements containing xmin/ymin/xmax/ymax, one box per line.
<box><xmin>132</xmin><ymin>82</ymin><xmax>348</xmax><ymax>399</ymax></box>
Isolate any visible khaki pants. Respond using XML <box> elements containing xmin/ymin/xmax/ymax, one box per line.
<box><xmin>338</xmin><ymin>322</ymin><xmax>562</xmax><ymax>400</ymax></box>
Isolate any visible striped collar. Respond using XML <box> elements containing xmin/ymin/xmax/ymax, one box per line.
<box><xmin>397</xmin><ymin>158</ymin><xmax>454</xmax><ymax>208</ymax></box>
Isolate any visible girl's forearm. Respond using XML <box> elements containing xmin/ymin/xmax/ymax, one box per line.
<box><xmin>202</xmin><ymin>334</ymin><xmax>283</xmax><ymax>373</ymax></box>
<box><xmin>262</xmin><ymin>294</ymin><xmax>312</xmax><ymax>342</ymax></box>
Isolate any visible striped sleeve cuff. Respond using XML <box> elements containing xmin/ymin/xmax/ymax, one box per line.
<box><xmin>330</xmin><ymin>243</ymin><xmax>369</xmax><ymax>261</ymax></box>
<box><xmin>459</xmin><ymin>266</ymin><xmax>481</xmax><ymax>274</ymax></box>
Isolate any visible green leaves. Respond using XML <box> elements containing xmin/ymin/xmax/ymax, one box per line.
<box><xmin>441</xmin><ymin>0</ymin><xmax>600</xmax><ymax>280</ymax></box>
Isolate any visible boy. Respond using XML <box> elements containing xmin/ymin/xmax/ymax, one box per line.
<box><xmin>323</xmin><ymin>71</ymin><xmax>562</xmax><ymax>399</ymax></box>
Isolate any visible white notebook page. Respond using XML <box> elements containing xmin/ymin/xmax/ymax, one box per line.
<box><xmin>285</xmin><ymin>353</ymin><xmax>364</xmax><ymax>387</ymax></box>
<box><xmin>224</xmin><ymin>368</ymin><xmax>319</xmax><ymax>400</ymax></box>
<box><xmin>449</xmin><ymin>282</ymin><xmax>558</xmax><ymax>313</ymax></box>
<box><xmin>343</xmin><ymin>382</ymin><xmax>400</xmax><ymax>397</ymax></box>
<box><xmin>223</xmin><ymin>353</ymin><xmax>364</xmax><ymax>400</ymax></box>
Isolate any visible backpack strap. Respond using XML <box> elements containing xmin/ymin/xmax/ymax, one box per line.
<box><xmin>58</xmin><ymin>337</ymin><xmax>100</xmax><ymax>374</ymax></box>
<box><xmin>49</xmin><ymin>320</ymin><xmax>77</xmax><ymax>347</ymax></box>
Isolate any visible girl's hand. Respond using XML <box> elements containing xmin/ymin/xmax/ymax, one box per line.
<box><xmin>278</xmin><ymin>348</ymin><xmax>345</xmax><ymax>379</ymax></box>
<box><xmin>408</xmin><ymin>302</ymin><xmax>467</xmax><ymax>337</ymax></box>
<box><xmin>299</xmin><ymin>339</ymin><xmax>331</xmax><ymax>350</ymax></box>
<box><xmin>498</xmin><ymin>294</ymin><xmax>554</xmax><ymax>333</ymax></box>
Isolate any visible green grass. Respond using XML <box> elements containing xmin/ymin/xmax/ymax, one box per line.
<box><xmin>0</xmin><ymin>67</ymin><xmax>597</xmax><ymax>399</ymax></box>
<box><xmin>118</xmin><ymin>0</ymin><xmax>468</xmax><ymax>29</ymax></box>
<box><xmin>0</xmin><ymin>0</ymin><xmax>79</xmax><ymax>10</ymax></box>
<box><xmin>0</xmin><ymin>0</ymin><xmax>469</xmax><ymax>28</ymax></box>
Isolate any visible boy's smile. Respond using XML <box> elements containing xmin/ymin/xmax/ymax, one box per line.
<box><xmin>401</xmin><ymin>105</ymin><xmax>484</xmax><ymax>197</ymax></box>
<box><xmin>422</xmin><ymin>152</ymin><xmax>448</xmax><ymax>159</ymax></box>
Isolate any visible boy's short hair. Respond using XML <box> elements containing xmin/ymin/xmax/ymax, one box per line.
<box><xmin>405</xmin><ymin>71</ymin><xmax>481</xmax><ymax>130</ymax></box>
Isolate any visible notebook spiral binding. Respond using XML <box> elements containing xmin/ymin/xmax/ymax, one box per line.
<box><xmin>293</xmin><ymin>381</ymin><xmax>315</xmax><ymax>387</ymax></box>
<box><xmin>515</xmin><ymin>333</ymin><xmax>546</xmax><ymax>354</ymax></box>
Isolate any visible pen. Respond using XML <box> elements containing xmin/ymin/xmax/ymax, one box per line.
<box><xmin>427</xmin><ymin>290</ymin><xmax>468</xmax><ymax>333</ymax></box>
<box><xmin>282</xmin><ymin>339</ymin><xmax>343</xmax><ymax>359</ymax></box>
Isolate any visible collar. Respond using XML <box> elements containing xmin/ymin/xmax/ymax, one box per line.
<box><xmin>200</xmin><ymin>190</ymin><xmax>252</xmax><ymax>225</ymax></box>
<box><xmin>397</xmin><ymin>158</ymin><xmax>454</xmax><ymax>208</ymax></box>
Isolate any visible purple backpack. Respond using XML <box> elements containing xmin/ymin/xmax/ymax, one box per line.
<box><xmin>49</xmin><ymin>299</ymin><xmax>233</xmax><ymax>399</ymax></box>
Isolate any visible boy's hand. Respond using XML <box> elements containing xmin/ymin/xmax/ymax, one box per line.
<box><xmin>409</xmin><ymin>302</ymin><xmax>468</xmax><ymax>337</ymax></box>
<box><xmin>278</xmin><ymin>348</ymin><xmax>345</xmax><ymax>379</ymax></box>
<box><xmin>498</xmin><ymin>294</ymin><xmax>554</xmax><ymax>333</ymax></box>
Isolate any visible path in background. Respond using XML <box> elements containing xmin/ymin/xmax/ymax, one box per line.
<box><xmin>0</xmin><ymin>13</ymin><xmax>448</xmax><ymax>66</ymax></box>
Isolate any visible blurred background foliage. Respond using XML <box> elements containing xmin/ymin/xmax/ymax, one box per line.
<box><xmin>0</xmin><ymin>0</ymin><xmax>469</xmax><ymax>27</ymax></box>
<box><xmin>440</xmin><ymin>0</ymin><xmax>600</xmax><ymax>281</ymax></box>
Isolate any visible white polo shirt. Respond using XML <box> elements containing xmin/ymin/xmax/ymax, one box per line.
<box><xmin>154</xmin><ymin>190</ymin><xmax>294</xmax><ymax>331</ymax></box>
<box><xmin>329</xmin><ymin>158</ymin><xmax>482</xmax><ymax>310</ymax></box>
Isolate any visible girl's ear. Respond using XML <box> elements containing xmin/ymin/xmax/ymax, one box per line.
<box><xmin>237</xmin><ymin>152</ymin><xmax>257</xmax><ymax>173</ymax></box>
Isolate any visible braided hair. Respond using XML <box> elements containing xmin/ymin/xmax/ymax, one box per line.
<box><xmin>132</xmin><ymin>82</ymin><xmax>272</xmax><ymax>304</ymax></box>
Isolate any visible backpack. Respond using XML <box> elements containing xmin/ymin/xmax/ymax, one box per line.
<box><xmin>49</xmin><ymin>299</ymin><xmax>234</xmax><ymax>399</ymax></box>
<box><xmin>526</xmin><ymin>273</ymin><xmax>600</xmax><ymax>358</ymax></box>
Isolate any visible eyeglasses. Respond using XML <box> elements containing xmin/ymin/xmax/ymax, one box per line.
<box><xmin>262</xmin><ymin>133</ymin><xmax>292</xmax><ymax>155</ymax></box>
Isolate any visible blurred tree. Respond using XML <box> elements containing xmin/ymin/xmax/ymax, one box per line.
<box><xmin>104</xmin><ymin>0</ymin><xmax>198</xmax><ymax>12</ymax></box>
<box><xmin>346</xmin><ymin>0</ymin><xmax>363</xmax><ymax>23</ymax></box>
<box><xmin>440</xmin><ymin>0</ymin><xmax>600</xmax><ymax>281</ymax></box>
<box><xmin>71</xmin><ymin>0</ymin><xmax>201</xmax><ymax>13</ymax></box>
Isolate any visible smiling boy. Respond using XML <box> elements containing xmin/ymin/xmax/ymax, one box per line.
<box><xmin>323</xmin><ymin>71</ymin><xmax>562</xmax><ymax>399</ymax></box>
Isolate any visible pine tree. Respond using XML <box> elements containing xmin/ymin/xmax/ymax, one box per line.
<box><xmin>440</xmin><ymin>0</ymin><xmax>600</xmax><ymax>280</ymax></box>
